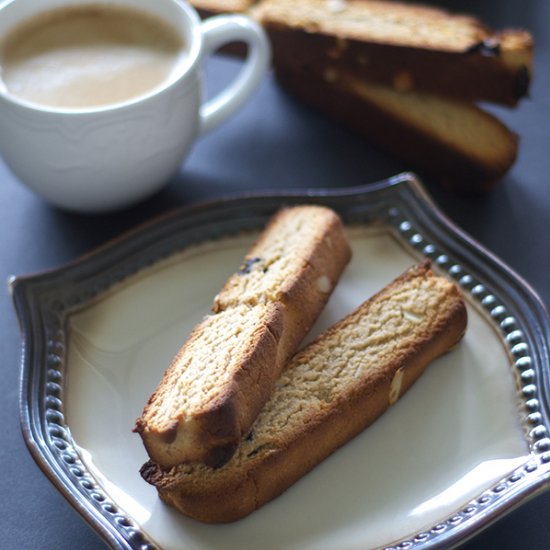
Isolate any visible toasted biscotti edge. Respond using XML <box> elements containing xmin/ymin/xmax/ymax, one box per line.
<box><xmin>142</xmin><ymin>262</ymin><xmax>468</xmax><ymax>522</ymax></box>
<box><xmin>135</xmin><ymin>206</ymin><xmax>352</xmax><ymax>468</ymax></box>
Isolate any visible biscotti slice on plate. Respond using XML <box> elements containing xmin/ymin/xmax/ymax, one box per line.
<box><xmin>135</xmin><ymin>206</ymin><xmax>351</xmax><ymax>468</ymax></box>
<box><xmin>276</xmin><ymin>66</ymin><xmax>518</xmax><ymax>192</ymax></box>
<box><xmin>213</xmin><ymin>206</ymin><xmax>350</xmax><ymax>335</ymax></box>
<box><xmin>252</xmin><ymin>0</ymin><xmax>533</xmax><ymax>106</ymax></box>
<box><xmin>141</xmin><ymin>261</ymin><xmax>468</xmax><ymax>523</ymax></box>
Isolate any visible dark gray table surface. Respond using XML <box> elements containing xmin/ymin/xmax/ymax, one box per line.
<box><xmin>1</xmin><ymin>1</ymin><xmax>549</xmax><ymax>548</ymax></box>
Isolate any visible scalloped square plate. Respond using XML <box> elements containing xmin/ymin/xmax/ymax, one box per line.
<box><xmin>12</xmin><ymin>174</ymin><xmax>550</xmax><ymax>549</ymax></box>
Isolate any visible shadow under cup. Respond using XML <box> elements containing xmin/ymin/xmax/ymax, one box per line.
<box><xmin>0</xmin><ymin>0</ymin><xmax>265</xmax><ymax>212</ymax></box>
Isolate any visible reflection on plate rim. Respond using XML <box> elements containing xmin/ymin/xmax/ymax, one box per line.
<box><xmin>11</xmin><ymin>173</ymin><xmax>550</xmax><ymax>549</ymax></box>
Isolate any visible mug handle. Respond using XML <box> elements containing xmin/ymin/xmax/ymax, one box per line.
<box><xmin>199</xmin><ymin>15</ymin><xmax>270</xmax><ymax>135</ymax></box>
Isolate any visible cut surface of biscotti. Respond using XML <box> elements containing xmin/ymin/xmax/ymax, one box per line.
<box><xmin>214</xmin><ymin>206</ymin><xmax>348</xmax><ymax>317</ymax></box>
<box><xmin>252</xmin><ymin>0</ymin><xmax>533</xmax><ymax>106</ymax></box>
<box><xmin>141</xmin><ymin>261</ymin><xmax>468</xmax><ymax>522</ymax></box>
<box><xmin>277</xmin><ymin>66</ymin><xmax>518</xmax><ymax>192</ymax></box>
<box><xmin>135</xmin><ymin>205</ymin><xmax>351</xmax><ymax>468</ymax></box>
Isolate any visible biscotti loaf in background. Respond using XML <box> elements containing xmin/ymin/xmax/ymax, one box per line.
<box><xmin>250</xmin><ymin>0</ymin><xmax>533</xmax><ymax>106</ymax></box>
<box><xmin>190</xmin><ymin>0</ymin><xmax>533</xmax><ymax>106</ymax></box>
<box><xmin>141</xmin><ymin>261</ymin><xmax>468</xmax><ymax>523</ymax></box>
<box><xmin>276</xmin><ymin>66</ymin><xmax>518</xmax><ymax>193</ymax></box>
<box><xmin>134</xmin><ymin>206</ymin><xmax>351</xmax><ymax>468</ymax></box>
<box><xmin>188</xmin><ymin>0</ymin><xmax>532</xmax><ymax>189</ymax></box>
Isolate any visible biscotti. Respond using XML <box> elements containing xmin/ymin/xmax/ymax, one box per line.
<box><xmin>253</xmin><ymin>0</ymin><xmax>533</xmax><ymax>106</ymax></box>
<box><xmin>141</xmin><ymin>261</ymin><xmax>468</xmax><ymax>522</ymax></box>
<box><xmin>276</xmin><ymin>66</ymin><xmax>518</xmax><ymax>193</ymax></box>
<box><xmin>193</xmin><ymin>0</ymin><xmax>533</xmax><ymax>106</ymax></box>
<box><xmin>134</xmin><ymin>206</ymin><xmax>351</xmax><ymax>468</ymax></box>
<box><xmin>189</xmin><ymin>0</ymin><xmax>530</xmax><ymax>188</ymax></box>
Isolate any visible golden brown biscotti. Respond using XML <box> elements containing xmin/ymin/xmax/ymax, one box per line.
<box><xmin>188</xmin><ymin>0</ymin><xmax>533</xmax><ymax>105</ymax></box>
<box><xmin>141</xmin><ymin>261</ymin><xmax>468</xmax><ymax>522</ymax></box>
<box><xmin>252</xmin><ymin>0</ymin><xmax>533</xmax><ymax>106</ymax></box>
<box><xmin>134</xmin><ymin>206</ymin><xmax>351</xmax><ymax>468</ymax></box>
<box><xmin>276</xmin><ymin>66</ymin><xmax>518</xmax><ymax>192</ymax></box>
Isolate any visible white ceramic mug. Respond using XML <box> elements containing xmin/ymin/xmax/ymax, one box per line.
<box><xmin>0</xmin><ymin>0</ymin><xmax>270</xmax><ymax>212</ymax></box>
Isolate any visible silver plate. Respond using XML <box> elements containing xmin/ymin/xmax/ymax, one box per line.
<box><xmin>12</xmin><ymin>173</ymin><xmax>550</xmax><ymax>549</ymax></box>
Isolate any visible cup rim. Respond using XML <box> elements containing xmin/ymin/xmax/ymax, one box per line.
<box><xmin>0</xmin><ymin>0</ymin><xmax>203</xmax><ymax>115</ymax></box>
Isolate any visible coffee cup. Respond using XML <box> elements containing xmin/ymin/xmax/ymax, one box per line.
<box><xmin>0</xmin><ymin>0</ymin><xmax>270</xmax><ymax>212</ymax></box>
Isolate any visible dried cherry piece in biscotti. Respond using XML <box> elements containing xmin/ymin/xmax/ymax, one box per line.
<box><xmin>238</xmin><ymin>257</ymin><xmax>262</xmax><ymax>275</ymax></box>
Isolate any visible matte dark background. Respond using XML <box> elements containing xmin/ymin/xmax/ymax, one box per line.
<box><xmin>1</xmin><ymin>0</ymin><xmax>549</xmax><ymax>548</ymax></box>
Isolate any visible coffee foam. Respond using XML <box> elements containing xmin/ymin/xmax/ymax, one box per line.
<box><xmin>0</xmin><ymin>4</ymin><xmax>186</xmax><ymax>109</ymax></box>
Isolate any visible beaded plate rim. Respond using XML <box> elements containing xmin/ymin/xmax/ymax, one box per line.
<box><xmin>11</xmin><ymin>172</ymin><xmax>550</xmax><ymax>550</ymax></box>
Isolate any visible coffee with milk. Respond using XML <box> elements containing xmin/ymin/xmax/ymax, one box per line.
<box><xmin>0</xmin><ymin>4</ymin><xmax>186</xmax><ymax>109</ymax></box>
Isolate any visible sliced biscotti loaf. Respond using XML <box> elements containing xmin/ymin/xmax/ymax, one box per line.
<box><xmin>277</xmin><ymin>66</ymin><xmax>518</xmax><ymax>192</ymax></box>
<box><xmin>141</xmin><ymin>261</ymin><xmax>468</xmax><ymax>522</ymax></box>
<box><xmin>252</xmin><ymin>0</ymin><xmax>533</xmax><ymax>106</ymax></box>
<box><xmin>135</xmin><ymin>206</ymin><xmax>351</xmax><ymax>468</ymax></box>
